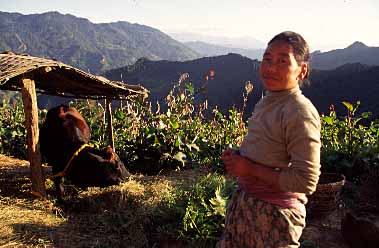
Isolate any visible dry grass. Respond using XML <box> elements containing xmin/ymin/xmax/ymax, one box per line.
<box><xmin>0</xmin><ymin>154</ymin><xmax>210</xmax><ymax>248</ymax></box>
<box><xmin>0</xmin><ymin>154</ymin><xmax>351</xmax><ymax>248</ymax></box>
<box><xmin>0</xmin><ymin>199</ymin><xmax>64</xmax><ymax>247</ymax></box>
<box><xmin>0</xmin><ymin>155</ymin><xmax>63</xmax><ymax>247</ymax></box>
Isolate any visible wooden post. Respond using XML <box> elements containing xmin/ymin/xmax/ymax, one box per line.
<box><xmin>105</xmin><ymin>98</ymin><xmax>115</xmax><ymax>151</ymax></box>
<box><xmin>21</xmin><ymin>78</ymin><xmax>46</xmax><ymax>198</ymax></box>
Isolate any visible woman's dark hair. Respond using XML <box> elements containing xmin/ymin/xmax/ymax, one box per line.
<box><xmin>268</xmin><ymin>31</ymin><xmax>311</xmax><ymax>86</ymax></box>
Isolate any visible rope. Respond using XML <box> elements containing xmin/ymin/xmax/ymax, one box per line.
<box><xmin>47</xmin><ymin>143</ymin><xmax>93</xmax><ymax>180</ymax></box>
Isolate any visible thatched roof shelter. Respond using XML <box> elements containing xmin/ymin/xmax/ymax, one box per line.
<box><xmin>0</xmin><ymin>51</ymin><xmax>149</xmax><ymax>99</ymax></box>
<box><xmin>0</xmin><ymin>51</ymin><xmax>150</xmax><ymax>198</ymax></box>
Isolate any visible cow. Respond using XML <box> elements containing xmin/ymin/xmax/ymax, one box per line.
<box><xmin>39</xmin><ymin>104</ymin><xmax>130</xmax><ymax>197</ymax></box>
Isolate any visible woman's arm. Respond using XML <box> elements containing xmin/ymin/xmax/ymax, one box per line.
<box><xmin>221</xmin><ymin>148</ymin><xmax>281</xmax><ymax>190</ymax></box>
<box><xmin>279</xmin><ymin>113</ymin><xmax>321</xmax><ymax>195</ymax></box>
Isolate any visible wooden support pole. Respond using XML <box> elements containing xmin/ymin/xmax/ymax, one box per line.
<box><xmin>21</xmin><ymin>78</ymin><xmax>46</xmax><ymax>198</ymax></box>
<box><xmin>105</xmin><ymin>98</ymin><xmax>115</xmax><ymax>151</ymax></box>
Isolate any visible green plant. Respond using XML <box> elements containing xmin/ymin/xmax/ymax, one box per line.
<box><xmin>176</xmin><ymin>173</ymin><xmax>237</xmax><ymax>247</ymax></box>
<box><xmin>320</xmin><ymin>101</ymin><xmax>379</xmax><ymax>181</ymax></box>
<box><xmin>69</xmin><ymin>99</ymin><xmax>109</xmax><ymax>149</ymax></box>
<box><xmin>0</xmin><ymin>74</ymin><xmax>248</xmax><ymax>175</ymax></box>
<box><xmin>0</xmin><ymin>98</ymin><xmax>28</xmax><ymax>158</ymax></box>
<box><xmin>110</xmin><ymin>74</ymin><xmax>247</xmax><ymax>174</ymax></box>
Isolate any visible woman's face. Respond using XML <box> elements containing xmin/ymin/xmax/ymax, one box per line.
<box><xmin>259</xmin><ymin>41</ymin><xmax>308</xmax><ymax>91</ymax></box>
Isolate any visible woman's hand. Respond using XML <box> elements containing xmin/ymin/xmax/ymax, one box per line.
<box><xmin>221</xmin><ymin>148</ymin><xmax>252</xmax><ymax>178</ymax></box>
<box><xmin>221</xmin><ymin>148</ymin><xmax>282</xmax><ymax>190</ymax></box>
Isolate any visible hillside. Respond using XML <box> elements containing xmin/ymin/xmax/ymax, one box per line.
<box><xmin>105</xmin><ymin>55</ymin><xmax>379</xmax><ymax>120</ymax></box>
<box><xmin>105</xmin><ymin>53</ymin><xmax>263</xmax><ymax>117</ymax></box>
<box><xmin>311</xmin><ymin>42</ymin><xmax>379</xmax><ymax>70</ymax></box>
<box><xmin>305</xmin><ymin>63</ymin><xmax>379</xmax><ymax>118</ymax></box>
<box><xmin>185</xmin><ymin>40</ymin><xmax>379</xmax><ymax>71</ymax></box>
<box><xmin>0</xmin><ymin>11</ymin><xmax>200</xmax><ymax>74</ymax></box>
<box><xmin>2</xmin><ymin>10</ymin><xmax>378</xmax><ymax>119</ymax></box>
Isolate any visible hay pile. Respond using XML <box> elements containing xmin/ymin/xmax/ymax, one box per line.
<box><xmin>0</xmin><ymin>154</ymin><xmax>208</xmax><ymax>248</ymax></box>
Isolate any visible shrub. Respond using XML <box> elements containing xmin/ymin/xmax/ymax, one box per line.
<box><xmin>175</xmin><ymin>173</ymin><xmax>237</xmax><ymax>247</ymax></box>
<box><xmin>320</xmin><ymin>101</ymin><xmax>379</xmax><ymax>182</ymax></box>
<box><xmin>0</xmin><ymin>98</ymin><xmax>28</xmax><ymax>159</ymax></box>
<box><xmin>108</xmin><ymin>74</ymin><xmax>247</xmax><ymax>174</ymax></box>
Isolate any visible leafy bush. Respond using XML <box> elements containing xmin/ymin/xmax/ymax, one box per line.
<box><xmin>174</xmin><ymin>173</ymin><xmax>237</xmax><ymax>247</ymax></box>
<box><xmin>107</xmin><ymin>74</ymin><xmax>247</xmax><ymax>174</ymax></box>
<box><xmin>0</xmin><ymin>76</ymin><xmax>248</xmax><ymax>175</ymax></box>
<box><xmin>0</xmin><ymin>99</ymin><xmax>28</xmax><ymax>159</ymax></box>
<box><xmin>70</xmin><ymin>99</ymin><xmax>109</xmax><ymax>149</ymax></box>
<box><xmin>1</xmin><ymin>82</ymin><xmax>379</xmax><ymax>183</ymax></box>
<box><xmin>320</xmin><ymin>101</ymin><xmax>379</xmax><ymax>181</ymax></box>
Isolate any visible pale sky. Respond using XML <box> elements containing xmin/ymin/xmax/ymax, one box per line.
<box><xmin>1</xmin><ymin>0</ymin><xmax>378</xmax><ymax>51</ymax></box>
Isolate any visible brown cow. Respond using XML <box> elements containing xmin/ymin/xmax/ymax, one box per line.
<box><xmin>40</xmin><ymin>104</ymin><xmax>129</xmax><ymax>197</ymax></box>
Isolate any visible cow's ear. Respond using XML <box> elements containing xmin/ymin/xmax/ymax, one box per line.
<box><xmin>105</xmin><ymin>146</ymin><xmax>115</xmax><ymax>161</ymax></box>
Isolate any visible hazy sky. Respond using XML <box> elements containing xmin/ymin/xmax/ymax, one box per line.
<box><xmin>1</xmin><ymin>0</ymin><xmax>378</xmax><ymax>51</ymax></box>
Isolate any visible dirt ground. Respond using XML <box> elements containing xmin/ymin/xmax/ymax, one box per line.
<box><xmin>301</xmin><ymin>210</ymin><xmax>349</xmax><ymax>248</ymax></box>
<box><xmin>0</xmin><ymin>154</ymin><xmax>350</xmax><ymax>248</ymax></box>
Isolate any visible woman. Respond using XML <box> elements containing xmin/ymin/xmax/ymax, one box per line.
<box><xmin>217</xmin><ymin>31</ymin><xmax>321</xmax><ymax>247</ymax></box>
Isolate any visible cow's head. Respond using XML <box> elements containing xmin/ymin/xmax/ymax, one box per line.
<box><xmin>87</xmin><ymin>146</ymin><xmax>130</xmax><ymax>186</ymax></box>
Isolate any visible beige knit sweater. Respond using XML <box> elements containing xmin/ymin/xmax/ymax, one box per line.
<box><xmin>239</xmin><ymin>85</ymin><xmax>321</xmax><ymax>203</ymax></box>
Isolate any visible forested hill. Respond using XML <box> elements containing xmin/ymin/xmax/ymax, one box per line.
<box><xmin>105</xmin><ymin>53</ymin><xmax>262</xmax><ymax>117</ymax></box>
<box><xmin>304</xmin><ymin>63</ymin><xmax>379</xmax><ymax>119</ymax></box>
<box><xmin>105</xmin><ymin>54</ymin><xmax>379</xmax><ymax>120</ymax></box>
<box><xmin>0</xmin><ymin>11</ymin><xmax>200</xmax><ymax>74</ymax></box>
<box><xmin>311</xmin><ymin>42</ymin><xmax>379</xmax><ymax>70</ymax></box>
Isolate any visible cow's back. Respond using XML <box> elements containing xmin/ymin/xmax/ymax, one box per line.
<box><xmin>40</xmin><ymin>105</ymin><xmax>90</xmax><ymax>171</ymax></box>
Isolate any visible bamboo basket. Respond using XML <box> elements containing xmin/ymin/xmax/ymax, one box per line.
<box><xmin>307</xmin><ymin>173</ymin><xmax>345</xmax><ymax>217</ymax></box>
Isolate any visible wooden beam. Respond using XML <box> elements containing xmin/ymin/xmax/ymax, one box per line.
<box><xmin>21</xmin><ymin>78</ymin><xmax>46</xmax><ymax>198</ymax></box>
<box><xmin>105</xmin><ymin>99</ymin><xmax>115</xmax><ymax>151</ymax></box>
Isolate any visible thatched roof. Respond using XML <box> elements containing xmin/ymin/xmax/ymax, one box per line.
<box><xmin>0</xmin><ymin>52</ymin><xmax>149</xmax><ymax>100</ymax></box>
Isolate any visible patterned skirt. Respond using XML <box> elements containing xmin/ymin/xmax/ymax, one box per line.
<box><xmin>216</xmin><ymin>189</ymin><xmax>305</xmax><ymax>248</ymax></box>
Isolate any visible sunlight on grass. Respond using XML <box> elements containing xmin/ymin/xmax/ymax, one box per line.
<box><xmin>0</xmin><ymin>198</ymin><xmax>64</xmax><ymax>247</ymax></box>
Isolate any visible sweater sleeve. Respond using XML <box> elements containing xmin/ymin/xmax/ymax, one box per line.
<box><xmin>279</xmin><ymin>103</ymin><xmax>321</xmax><ymax>195</ymax></box>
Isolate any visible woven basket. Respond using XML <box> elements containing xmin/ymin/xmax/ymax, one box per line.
<box><xmin>307</xmin><ymin>173</ymin><xmax>345</xmax><ymax>217</ymax></box>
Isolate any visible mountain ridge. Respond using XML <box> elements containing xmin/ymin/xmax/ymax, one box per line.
<box><xmin>1</xmin><ymin>10</ymin><xmax>378</xmax><ymax>119</ymax></box>
<box><xmin>184</xmin><ymin>41</ymin><xmax>265</xmax><ymax>60</ymax></box>
<box><xmin>311</xmin><ymin>41</ymin><xmax>379</xmax><ymax>70</ymax></box>
<box><xmin>105</xmin><ymin>54</ymin><xmax>379</xmax><ymax>120</ymax></box>
<box><xmin>0</xmin><ymin>11</ymin><xmax>201</xmax><ymax>74</ymax></box>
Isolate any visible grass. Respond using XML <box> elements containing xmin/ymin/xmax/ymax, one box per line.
<box><xmin>0</xmin><ymin>154</ymin><xmax>213</xmax><ymax>248</ymax></box>
<box><xmin>0</xmin><ymin>155</ymin><xmax>63</xmax><ymax>247</ymax></box>
<box><xmin>0</xmin><ymin>154</ymin><xmax>351</xmax><ymax>248</ymax></box>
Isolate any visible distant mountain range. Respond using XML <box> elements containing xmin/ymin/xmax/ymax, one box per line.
<box><xmin>0</xmin><ymin>11</ymin><xmax>200</xmax><ymax>74</ymax></box>
<box><xmin>169</xmin><ymin>32</ymin><xmax>265</xmax><ymax>49</ymax></box>
<box><xmin>105</xmin><ymin>53</ymin><xmax>262</xmax><ymax>115</ymax></box>
<box><xmin>311</xmin><ymin>42</ymin><xmax>379</xmax><ymax>69</ymax></box>
<box><xmin>105</xmin><ymin>54</ymin><xmax>379</xmax><ymax>120</ymax></box>
<box><xmin>1</xmin><ymin>10</ymin><xmax>378</xmax><ymax>119</ymax></box>
<box><xmin>1</xmin><ymin>11</ymin><xmax>378</xmax><ymax>74</ymax></box>
<box><xmin>184</xmin><ymin>41</ymin><xmax>264</xmax><ymax>60</ymax></box>
<box><xmin>305</xmin><ymin>63</ymin><xmax>379</xmax><ymax>119</ymax></box>
<box><xmin>185</xmin><ymin>40</ymin><xmax>379</xmax><ymax>70</ymax></box>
